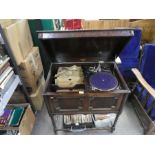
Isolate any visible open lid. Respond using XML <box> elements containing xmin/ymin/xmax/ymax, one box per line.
<box><xmin>38</xmin><ymin>29</ymin><xmax>134</xmax><ymax>63</ymax></box>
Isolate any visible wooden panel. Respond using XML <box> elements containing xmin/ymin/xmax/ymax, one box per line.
<box><xmin>82</xmin><ymin>20</ymin><xmax>129</xmax><ymax>29</ymax></box>
<box><xmin>50</xmin><ymin>96</ymin><xmax>85</xmax><ymax>113</ymax></box>
<box><xmin>89</xmin><ymin>96</ymin><xmax>119</xmax><ymax>111</ymax></box>
<box><xmin>82</xmin><ymin>19</ymin><xmax>155</xmax><ymax>43</ymax></box>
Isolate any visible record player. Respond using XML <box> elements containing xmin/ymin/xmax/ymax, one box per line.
<box><xmin>38</xmin><ymin>29</ymin><xmax>132</xmax><ymax>134</ymax></box>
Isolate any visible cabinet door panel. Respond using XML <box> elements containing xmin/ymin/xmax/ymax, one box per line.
<box><xmin>89</xmin><ymin>96</ymin><xmax>120</xmax><ymax>111</ymax></box>
<box><xmin>50</xmin><ymin>97</ymin><xmax>84</xmax><ymax>113</ymax></box>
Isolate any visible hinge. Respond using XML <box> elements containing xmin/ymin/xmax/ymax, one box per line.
<box><xmin>0</xmin><ymin>34</ymin><xmax>4</xmax><ymax>44</ymax></box>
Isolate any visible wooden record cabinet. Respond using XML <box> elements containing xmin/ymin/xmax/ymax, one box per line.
<box><xmin>38</xmin><ymin>29</ymin><xmax>133</xmax><ymax>134</ymax></box>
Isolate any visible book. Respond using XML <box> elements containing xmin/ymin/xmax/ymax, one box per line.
<box><xmin>0</xmin><ymin>66</ymin><xmax>13</xmax><ymax>84</ymax></box>
<box><xmin>0</xmin><ymin>71</ymin><xmax>14</xmax><ymax>90</ymax></box>
<box><xmin>0</xmin><ymin>57</ymin><xmax>10</xmax><ymax>70</ymax></box>
<box><xmin>8</xmin><ymin>107</ymin><xmax>24</xmax><ymax>126</ymax></box>
<box><xmin>0</xmin><ymin>109</ymin><xmax>13</xmax><ymax>127</ymax></box>
<box><xmin>0</xmin><ymin>74</ymin><xmax>15</xmax><ymax>97</ymax></box>
<box><xmin>0</xmin><ymin>62</ymin><xmax>10</xmax><ymax>75</ymax></box>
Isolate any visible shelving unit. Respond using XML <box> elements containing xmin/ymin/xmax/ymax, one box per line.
<box><xmin>0</xmin><ymin>75</ymin><xmax>20</xmax><ymax>115</ymax></box>
<box><xmin>0</xmin><ymin>25</ymin><xmax>35</xmax><ymax>135</ymax></box>
<box><xmin>0</xmin><ymin>25</ymin><xmax>35</xmax><ymax>111</ymax></box>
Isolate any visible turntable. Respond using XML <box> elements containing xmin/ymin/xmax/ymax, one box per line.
<box><xmin>89</xmin><ymin>72</ymin><xmax>118</xmax><ymax>91</ymax></box>
<box><xmin>39</xmin><ymin>29</ymin><xmax>132</xmax><ymax>134</ymax></box>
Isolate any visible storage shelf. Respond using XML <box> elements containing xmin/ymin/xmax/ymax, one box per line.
<box><xmin>51</xmin><ymin>110</ymin><xmax>119</xmax><ymax>115</ymax></box>
<box><xmin>0</xmin><ymin>75</ymin><xmax>20</xmax><ymax>116</ymax></box>
<box><xmin>0</xmin><ymin>103</ymin><xmax>29</xmax><ymax>131</ymax></box>
<box><xmin>0</xmin><ymin>126</ymin><xmax>19</xmax><ymax>131</ymax></box>
<box><xmin>56</xmin><ymin>127</ymin><xmax>112</xmax><ymax>132</ymax></box>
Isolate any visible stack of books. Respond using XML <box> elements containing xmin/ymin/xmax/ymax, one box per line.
<box><xmin>0</xmin><ymin>107</ymin><xmax>25</xmax><ymax>127</ymax></box>
<box><xmin>0</xmin><ymin>109</ymin><xmax>12</xmax><ymax>127</ymax></box>
<box><xmin>0</xmin><ymin>55</ymin><xmax>15</xmax><ymax>98</ymax></box>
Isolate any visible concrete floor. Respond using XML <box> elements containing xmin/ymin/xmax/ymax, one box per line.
<box><xmin>32</xmin><ymin>101</ymin><xmax>143</xmax><ymax>135</ymax></box>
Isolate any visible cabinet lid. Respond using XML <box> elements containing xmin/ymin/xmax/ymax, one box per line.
<box><xmin>37</xmin><ymin>29</ymin><xmax>134</xmax><ymax>62</ymax></box>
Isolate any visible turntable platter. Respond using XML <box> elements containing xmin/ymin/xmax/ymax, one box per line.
<box><xmin>89</xmin><ymin>72</ymin><xmax>118</xmax><ymax>91</ymax></box>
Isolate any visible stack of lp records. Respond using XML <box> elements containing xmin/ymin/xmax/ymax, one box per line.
<box><xmin>63</xmin><ymin>114</ymin><xmax>94</xmax><ymax>129</ymax></box>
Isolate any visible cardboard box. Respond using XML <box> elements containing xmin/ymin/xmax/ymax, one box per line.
<box><xmin>6</xmin><ymin>103</ymin><xmax>35</xmax><ymax>135</ymax></box>
<box><xmin>0</xmin><ymin>19</ymin><xmax>14</xmax><ymax>28</ymax></box>
<box><xmin>19</xmin><ymin>105</ymin><xmax>35</xmax><ymax>135</ymax></box>
<box><xmin>4</xmin><ymin>19</ymin><xmax>33</xmax><ymax>65</ymax></box>
<box><xmin>129</xmin><ymin>19</ymin><xmax>155</xmax><ymax>43</ymax></box>
<box><xmin>82</xmin><ymin>20</ymin><xmax>129</xmax><ymax>29</ymax></box>
<box><xmin>30</xmin><ymin>76</ymin><xmax>45</xmax><ymax>110</ymax></box>
<box><xmin>10</xmin><ymin>75</ymin><xmax>45</xmax><ymax>111</ymax></box>
<box><xmin>19</xmin><ymin>47</ymin><xmax>43</xmax><ymax>93</ymax></box>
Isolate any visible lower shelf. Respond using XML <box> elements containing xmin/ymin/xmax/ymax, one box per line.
<box><xmin>51</xmin><ymin>113</ymin><xmax>118</xmax><ymax>134</ymax></box>
<box><xmin>55</xmin><ymin>127</ymin><xmax>113</xmax><ymax>133</ymax></box>
<box><xmin>0</xmin><ymin>103</ymin><xmax>35</xmax><ymax>135</ymax></box>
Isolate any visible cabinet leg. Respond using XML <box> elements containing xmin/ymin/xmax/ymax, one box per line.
<box><xmin>111</xmin><ymin>127</ymin><xmax>115</xmax><ymax>133</ymax></box>
<box><xmin>50</xmin><ymin>115</ymin><xmax>57</xmax><ymax>135</ymax></box>
<box><xmin>111</xmin><ymin>113</ymin><xmax>120</xmax><ymax>132</ymax></box>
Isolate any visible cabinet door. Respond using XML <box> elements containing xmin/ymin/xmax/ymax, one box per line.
<box><xmin>89</xmin><ymin>96</ymin><xmax>122</xmax><ymax>111</ymax></box>
<box><xmin>50</xmin><ymin>96</ymin><xmax>84</xmax><ymax>113</ymax></box>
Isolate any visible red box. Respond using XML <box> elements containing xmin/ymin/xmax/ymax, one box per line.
<box><xmin>64</xmin><ymin>19</ymin><xmax>82</xmax><ymax>30</ymax></box>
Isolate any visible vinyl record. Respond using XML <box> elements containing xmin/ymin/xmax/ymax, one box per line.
<box><xmin>89</xmin><ymin>72</ymin><xmax>118</xmax><ymax>91</ymax></box>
